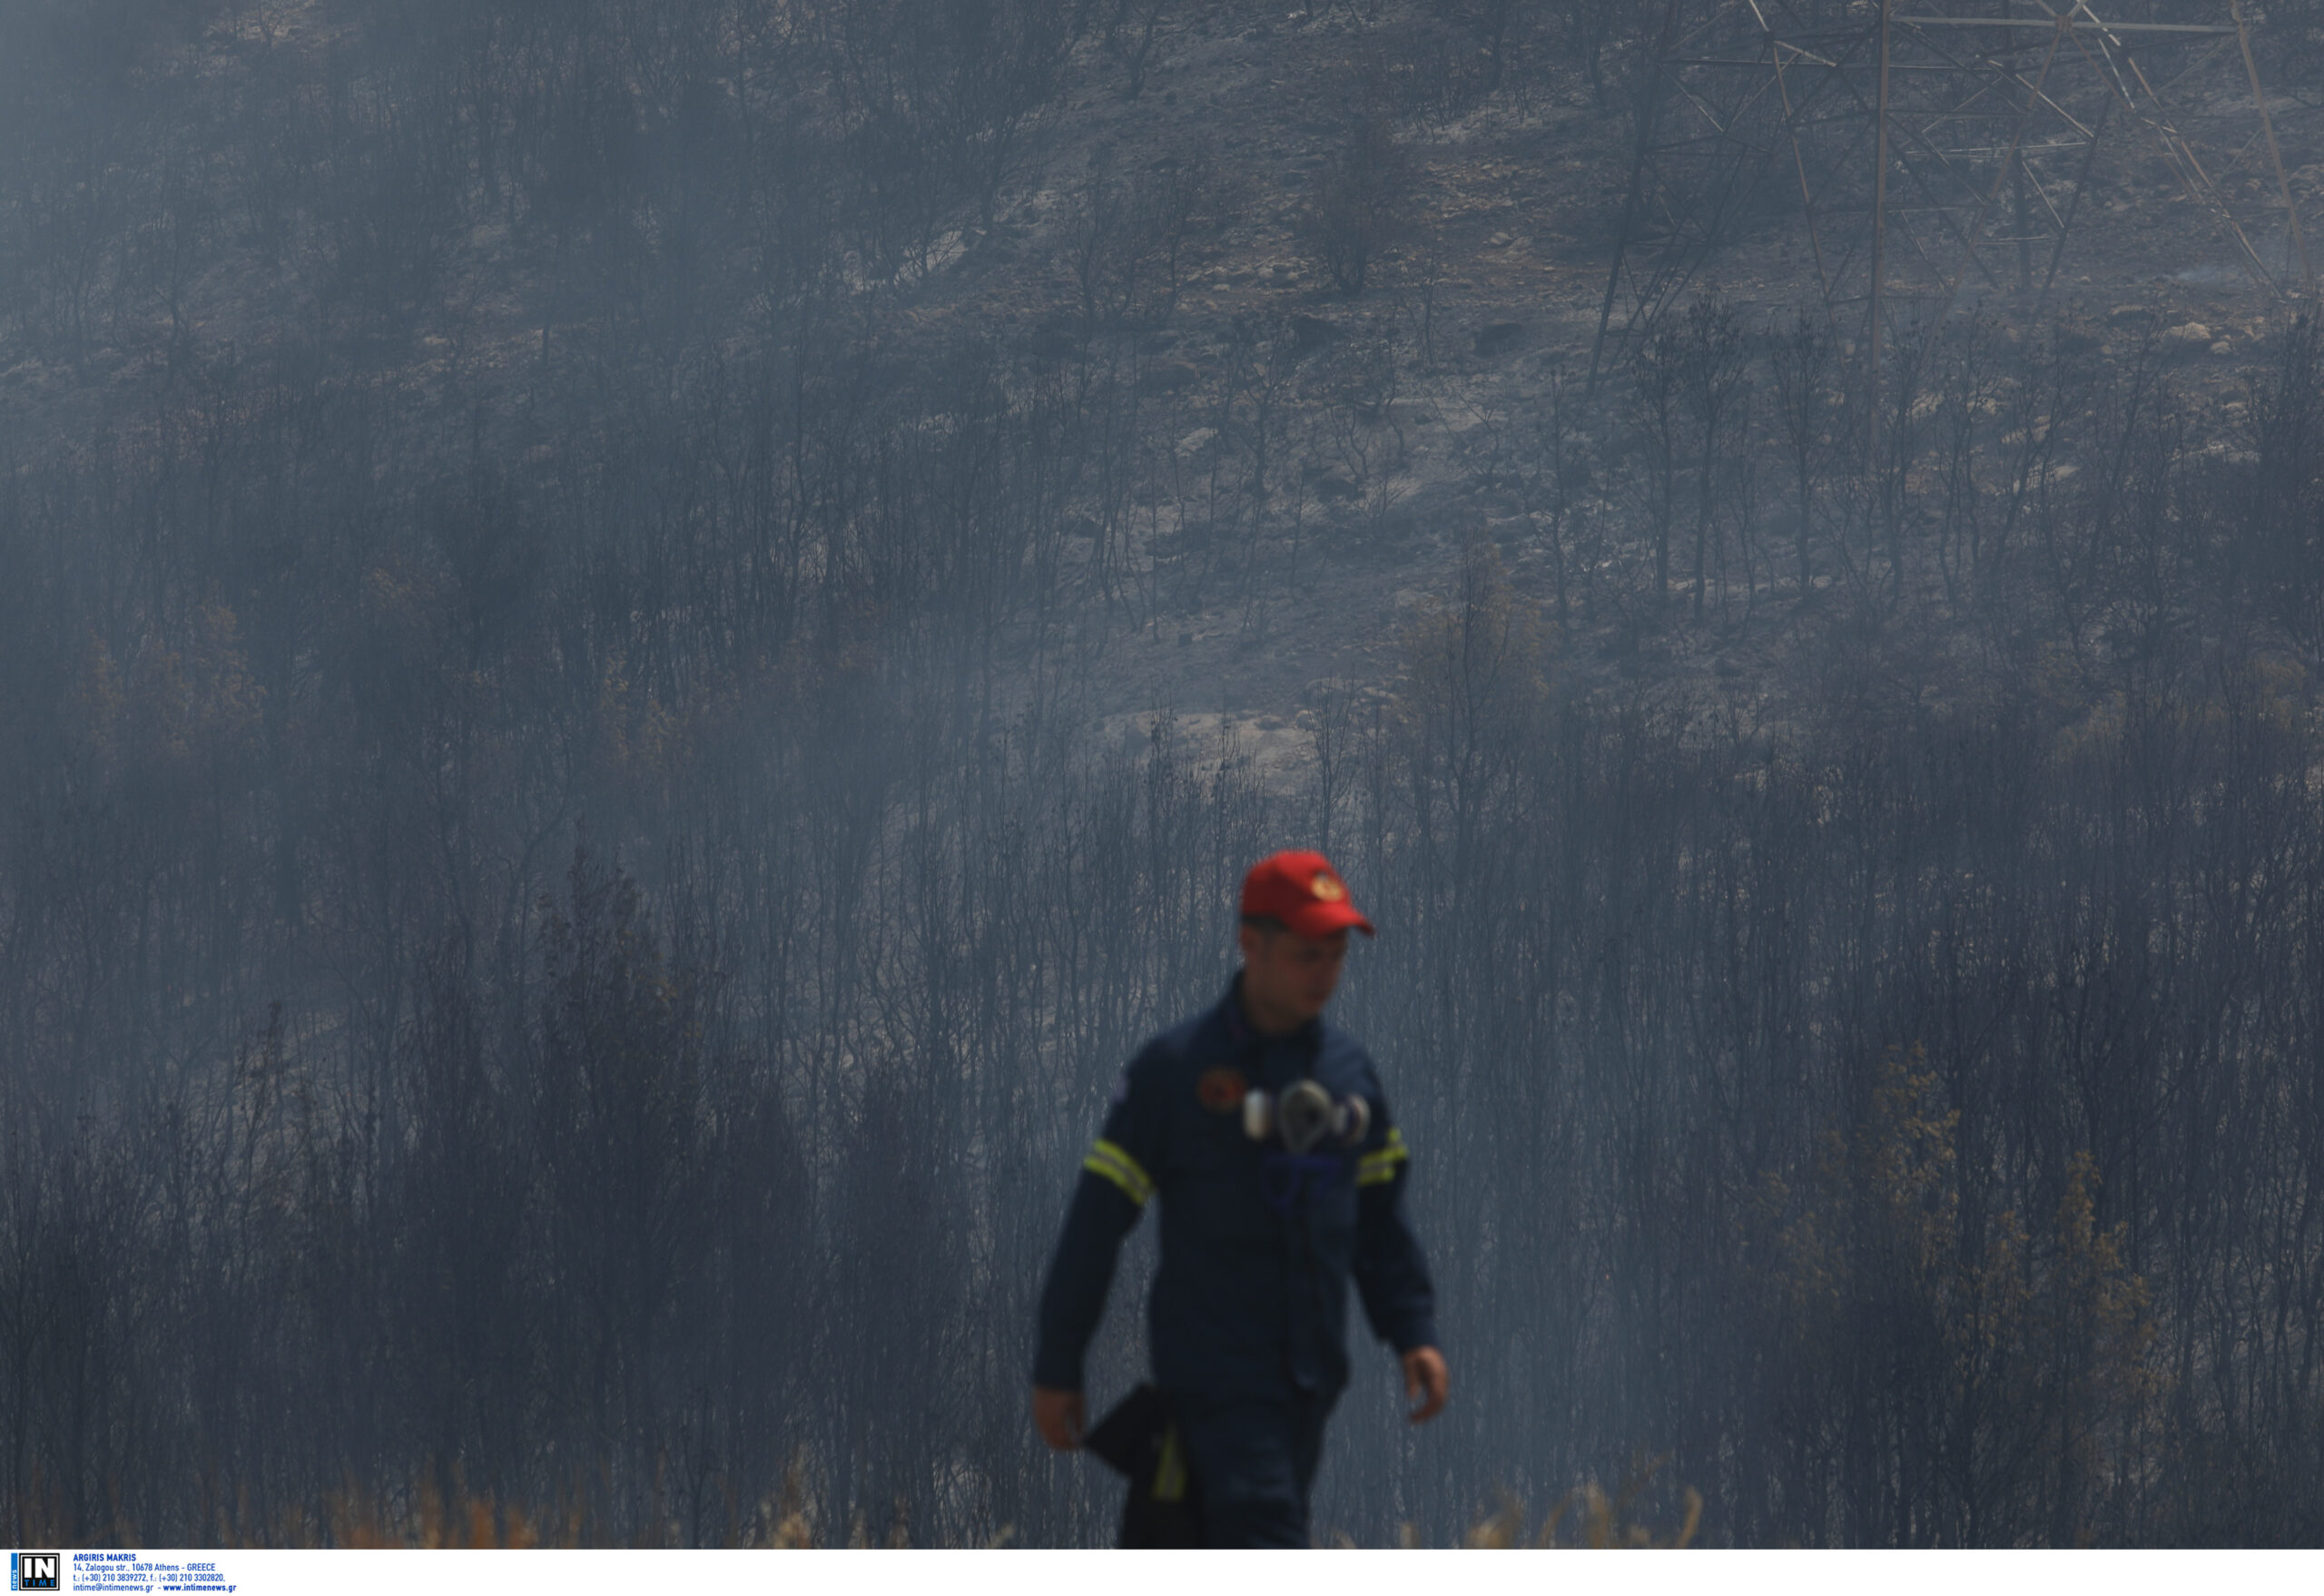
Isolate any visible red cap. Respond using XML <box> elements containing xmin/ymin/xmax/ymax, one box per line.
<box><xmin>1240</xmin><ymin>851</ymin><xmax>1374</xmax><ymax>939</ymax></box>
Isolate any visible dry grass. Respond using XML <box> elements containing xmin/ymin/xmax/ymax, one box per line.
<box><xmin>1459</xmin><ymin>1455</ymin><xmax>1703</xmax><ymax>1549</ymax></box>
<box><xmin>327</xmin><ymin>1480</ymin><xmax>538</xmax><ymax>1550</ymax></box>
<box><xmin>183</xmin><ymin>1461</ymin><xmax>823</xmax><ymax>1550</ymax></box>
<box><xmin>117</xmin><ymin>1455</ymin><xmax>1692</xmax><ymax>1548</ymax></box>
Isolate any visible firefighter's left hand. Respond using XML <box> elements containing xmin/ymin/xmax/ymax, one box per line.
<box><xmin>1401</xmin><ymin>1345</ymin><xmax>1449</xmax><ymax>1424</ymax></box>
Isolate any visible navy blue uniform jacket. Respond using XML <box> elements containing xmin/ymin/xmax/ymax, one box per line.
<box><xmin>1034</xmin><ymin>977</ymin><xmax>1438</xmax><ymax>1398</ymax></box>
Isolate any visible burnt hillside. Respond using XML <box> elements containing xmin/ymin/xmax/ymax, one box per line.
<box><xmin>4</xmin><ymin>0</ymin><xmax>2324</xmax><ymax>1548</ymax></box>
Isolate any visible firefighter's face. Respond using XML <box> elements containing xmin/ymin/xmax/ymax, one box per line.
<box><xmin>1239</xmin><ymin>924</ymin><xmax>1350</xmax><ymax>1024</ymax></box>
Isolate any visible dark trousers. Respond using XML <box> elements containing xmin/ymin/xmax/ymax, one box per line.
<box><xmin>1167</xmin><ymin>1387</ymin><xmax>1339</xmax><ymax>1549</ymax></box>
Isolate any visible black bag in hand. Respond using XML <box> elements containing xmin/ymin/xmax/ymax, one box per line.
<box><xmin>1083</xmin><ymin>1383</ymin><xmax>1204</xmax><ymax>1548</ymax></box>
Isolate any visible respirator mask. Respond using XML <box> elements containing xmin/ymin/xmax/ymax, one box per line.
<box><xmin>1242</xmin><ymin>1079</ymin><xmax>1370</xmax><ymax>1152</ymax></box>
<box><xmin>1244</xmin><ymin>1079</ymin><xmax>1369</xmax><ymax>1210</ymax></box>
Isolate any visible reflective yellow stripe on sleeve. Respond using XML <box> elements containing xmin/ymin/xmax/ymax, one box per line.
<box><xmin>1356</xmin><ymin>1126</ymin><xmax>1409</xmax><ymax>1187</ymax></box>
<box><xmin>1083</xmin><ymin>1138</ymin><xmax>1155</xmax><ymax>1206</ymax></box>
<box><xmin>1153</xmin><ymin>1423</ymin><xmax>1188</xmax><ymax>1502</ymax></box>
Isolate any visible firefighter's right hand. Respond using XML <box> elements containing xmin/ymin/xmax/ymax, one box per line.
<box><xmin>1032</xmin><ymin>1385</ymin><xmax>1085</xmax><ymax>1451</ymax></box>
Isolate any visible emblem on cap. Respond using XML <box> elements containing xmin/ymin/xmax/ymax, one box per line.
<box><xmin>1196</xmin><ymin>1067</ymin><xmax>1247</xmax><ymax>1112</ymax></box>
<box><xmin>1312</xmin><ymin>872</ymin><xmax>1345</xmax><ymax>902</ymax></box>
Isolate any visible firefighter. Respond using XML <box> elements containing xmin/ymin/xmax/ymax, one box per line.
<box><xmin>1031</xmin><ymin>850</ymin><xmax>1447</xmax><ymax>1548</ymax></box>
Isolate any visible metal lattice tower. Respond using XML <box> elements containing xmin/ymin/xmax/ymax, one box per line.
<box><xmin>1587</xmin><ymin>0</ymin><xmax>2317</xmax><ymax>389</ymax></box>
